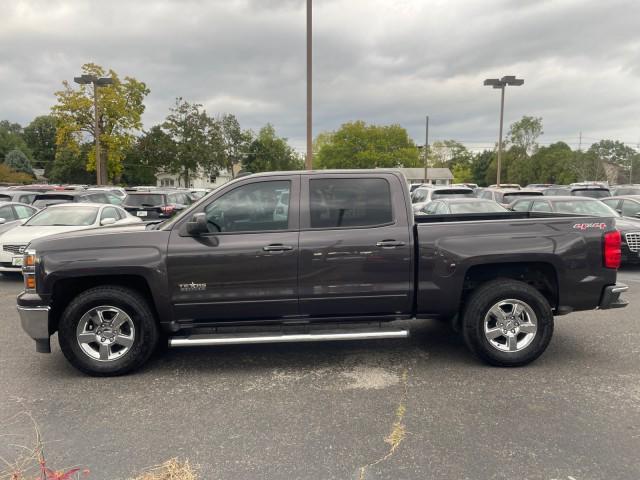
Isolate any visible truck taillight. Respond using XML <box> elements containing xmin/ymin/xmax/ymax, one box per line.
<box><xmin>603</xmin><ymin>230</ymin><xmax>621</xmax><ymax>269</ymax></box>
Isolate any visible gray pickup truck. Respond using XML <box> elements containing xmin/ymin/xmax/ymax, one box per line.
<box><xmin>17</xmin><ymin>170</ymin><xmax>628</xmax><ymax>375</ymax></box>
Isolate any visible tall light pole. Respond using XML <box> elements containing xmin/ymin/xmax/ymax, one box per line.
<box><xmin>74</xmin><ymin>74</ymin><xmax>114</xmax><ymax>185</ymax></box>
<box><xmin>305</xmin><ymin>0</ymin><xmax>313</xmax><ymax>170</ymax></box>
<box><xmin>483</xmin><ymin>75</ymin><xmax>524</xmax><ymax>187</ymax></box>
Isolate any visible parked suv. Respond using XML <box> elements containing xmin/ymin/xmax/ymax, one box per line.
<box><xmin>122</xmin><ymin>190</ymin><xmax>192</xmax><ymax>219</ymax></box>
<box><xmin>32</xmin><ymin>191</ymin><xmax>122</xmax><ymax>208</ymax></box>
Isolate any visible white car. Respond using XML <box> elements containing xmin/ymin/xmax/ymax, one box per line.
<box><xmin>0</xmin><ymin>203</ymin><xmax>142</xmax><ymax>273</ymax></box>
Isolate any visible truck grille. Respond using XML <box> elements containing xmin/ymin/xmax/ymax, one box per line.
<box><xmin>626</xmin><ymin>233</ymin><xmax>640</xmax><ymax>252</ymax></box>
<box><xmin>2</xmin><ymin>244</ymin><xmax>27</xmax><ymax>255</ymax></box>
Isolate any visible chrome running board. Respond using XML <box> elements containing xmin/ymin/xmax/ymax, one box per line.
<box><xmin>169</xmin><ymin>329</ymin><xmax>409</xmax><ymax>347</ymax></box>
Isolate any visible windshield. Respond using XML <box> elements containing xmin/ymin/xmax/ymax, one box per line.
<box><xmin>449</xmin><ymin>201</ymin><xmax>507</xmax><ymax>214</ymax></box>
<box><xmin>25</xmin><ymin>206</ymin><xmax>99</xmax><ymax>226</ymax></box>
<box><xmin>571</xmin><ymin>189</ymin><xmax>610</xmax><ymax>198</ymax></box>
<box><xmin>553</xmin><ymin>200</ymin><xmax>619</xmax><ymax>217</ymax></box>
<box><xmin>503</xmin><ymin>191</ymin><xmax>543</xmax><ymax>198</ymax></box>
<box><xmin>124</xmin><ymin>193</ymin><xmax>166</xmax><ymax>207</ymax></box>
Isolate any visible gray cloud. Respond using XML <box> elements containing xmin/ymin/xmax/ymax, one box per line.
<box><xmin>0</xmin><ymin>0</ymin><xmax>639</xmax><ymax>153</ymax></box>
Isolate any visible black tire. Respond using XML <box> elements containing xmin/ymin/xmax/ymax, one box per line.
<box><xmin>462</xmin><ymin>279</ymin><xmax>554</xmax><ymax>367</ymax></box>
<box><xmin>58</xmin><ymin>286</ymin><xmax>159</xmax><ymax>376</ymax></box>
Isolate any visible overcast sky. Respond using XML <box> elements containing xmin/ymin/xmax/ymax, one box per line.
<box><xmin>1</xmin><ymin>0</ymin><xmax>639</xmax><ymax>153</ymax></box>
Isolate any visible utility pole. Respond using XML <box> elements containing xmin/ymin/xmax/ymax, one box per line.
<box><xmin>74</xmin><ymin>74</ymin><xmax>114</xmax><ymax>185</ymax></box>
<box><xmin>483</xmin><ymin>76</ymin><xmax>524</xmax><ymax>187</ymax></box>
<box><xmin>423</xmin><ymin>115</ymin><xmax>429</xmax><ymax>184</ymax></box>
<box><xmin>305</xmin><ymin>0</ymin><xmax>313</xmax><ymax>170</ymax></box>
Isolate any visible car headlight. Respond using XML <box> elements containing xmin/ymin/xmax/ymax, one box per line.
<box><xmin>22</xmin><ymin>248</ymin><xmax>37</xmax><ymax>292</ymax></box>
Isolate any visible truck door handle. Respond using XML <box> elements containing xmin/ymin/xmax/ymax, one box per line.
<box><xmin>263</xmin><ymin>244</ymin><xmax>294</xmax><ymax>252</ymax></box>
<box><xmin>376</xmin><ymin>240</ymin><xmax>406</xmax><ymax>248</ymax></box>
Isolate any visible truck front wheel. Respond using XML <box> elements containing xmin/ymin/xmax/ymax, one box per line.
<box><xmin>462</xmin><ymin>279</ymin><xmax>554</xmax><ymax>367</ymax></box>
<box><xmin>58</xmin><ymin>286</ymin><xmax>159</xmax><ymax>376</ymax></box>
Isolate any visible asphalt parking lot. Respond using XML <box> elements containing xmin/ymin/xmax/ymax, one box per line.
<box><xmin>1</xmin><ymin>268</ymin><xmax>639</xmax><ymax>480</ymax></box>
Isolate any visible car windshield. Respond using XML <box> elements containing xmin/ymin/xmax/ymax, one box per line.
<box><xmin>449</xmin><ymin>201</ymin><xmax>507</xmax><ymax>214</ymax></box>
<box><xmin>124</xmin><ymin>194</ymin><xmax>165</xmax><ymax>207</ymax></box>
<box><xmin>572</xmin><ymin>189</ymin><xmax>610</xmax><ymax>198</ymax></box>
<box><xmin>553</xmin><ymin>200</ymin><xmax>619</xmax><ymax>217</ymax></box>
<box><xmin>25</xmin><ymin>207</ymin><xmax>99</xmax><ymax>226</ymax></box>
<box><xmin>503</xmin><ymin>191</ymin><xmax>543</xmax><ymax>198</ymax></box>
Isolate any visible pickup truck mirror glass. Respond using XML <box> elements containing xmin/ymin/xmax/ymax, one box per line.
<box><xmin>0</xmin><ymin>218</ymin><xmax>5</xmax><ymax>225</ymax></box>
<box><xmin>100</xmin><ymin>217</ymin><xmax>117</xmax><ymax>226</ymax></box>
<box><xmin>186</xmin><ymin>213</ymin><xmax>208</xmax><ymax>235</ymax></box>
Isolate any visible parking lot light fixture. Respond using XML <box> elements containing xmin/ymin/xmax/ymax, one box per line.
<box><xmin>483</xmin><ymin>75</ymin><xmax>524</xmax><ymax>187</ymax></box>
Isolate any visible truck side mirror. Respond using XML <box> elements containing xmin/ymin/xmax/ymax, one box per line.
<box><xmin>100</xmin><ymin>217</ymin><xmax>117</xmax><ymax>226</ymax></box>
<box><xmin>186</xmin><ymin>213</ymin><xmax>208</xmax><ymax>235</ymax></box>
<box><xmin>0</xmin><ymin>218</ymin><xmax>5</xmax><ymax>225</ymax></box>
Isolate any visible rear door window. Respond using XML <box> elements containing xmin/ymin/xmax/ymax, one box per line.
<box><xmin>14</xmin><ymin>205</ymin><xmax>35</xmax><ymax>219</ymax></box>
<box><xmin>531</xmin><ymin>200</ymin><xmax>552</xmax><ymax>212</ymax></box>
<box><xmin>622</xmin><ymin>200</ymin><xmax>640</xmax><ymax>218</ymax></box>
<box><xmin>512</xmin><ymin>200</ymin><xmax>532</xmax><ymax>212</ymax></box>
<box><xmin>309</xmin><ymin>178</ymin><xmax>393</xmax><ymax>228</ymax></box>
<box><xmin>0</xmin><ymin>205</ymin><xmax>16</xmax><ymax>221</ymax></box>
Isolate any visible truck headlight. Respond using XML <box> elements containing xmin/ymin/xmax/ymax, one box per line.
<box><xmin>22</xmin><ymin>249</ymin><xmax>37</xmax><ymax>292</ymax></box>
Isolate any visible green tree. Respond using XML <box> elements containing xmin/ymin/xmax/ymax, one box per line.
<box><xmin>121</xmin><ymin>126</ymin><xmax>178</xmax><ymax>185</ymax></box>
<box><xmin>588</xmin><ymin>139</ymin><xmax>637</xmax><ymax>182</ymax></box>
<box><xmin>244</xmin><ymin>124</ymin><xmax>302</xmax><ymax>173</ymax></box>
<box><xmin>316</xmin><ymin>121</ymin><xmax>419</xmax><ymax>169</ymax></box>
<box><xmin>4</xmin><ymin>149</ymin><xmax>33</xmax><ymax>176</ymax></box>
<box><xmin>162</xmin><ymin>98</ymin><xmax>222</xmax><ymax>186</ymax></box>
<box><xmin>430</xmin><ymin>140</ymin><xmax>472</xmax><ymax>169</ymax></box>
<box><xmin>506</xmin><ymin>116</ymin><xmax>543</xmax><ymax>156</ymax></box>
<box><xmin>214</xmin><ymin>114</ymin><xmax>252</xmax><ymax>178</ymax></box>
<box><xmin>23</xmin><ymin>115</ymin><xmax>57</xmax><ymax>176</ymax></box>
<box><xmin>452</xmin><ymin>163</ymin><xmax>473</xmax><ymax>183</ymax></box>
<box><xmin>52</xmin><ymin>63</ymin><xmax>149</xmax><ymax>182</ymax></box>
<box><xmin>471</xmin><ymin>150</ymin><xmax>493</xmax><ymax>187</ymax></box>
<box><xmin>0</xmin><ymin>120</ymin><xmax>31</xmax><ymax>160</ymax></box>
<box><xmin>525</xmin><ymin>142</ymin><xmax>577</xmax><ymax>185</ymax></box>
<box><xmin>48</xmin><ymin>144</ymin><xmax>95</xmax><ymax>184</ymax></box>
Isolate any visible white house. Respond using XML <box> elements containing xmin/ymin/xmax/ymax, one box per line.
<box><xmin>156</xmin><ymin>167</ymin><xmax>234</xmax><ymax>189</ymax></box>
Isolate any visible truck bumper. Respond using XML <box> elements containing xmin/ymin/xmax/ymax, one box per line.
<box><xmin>17</xmin><ymin>305</ymin><xmax>51</xmax><ymax>353</ymax></box>
<box><xmin>598</xmin><ymin>284</ymin><xmax>629</xmax><ymax>310</ymax></box>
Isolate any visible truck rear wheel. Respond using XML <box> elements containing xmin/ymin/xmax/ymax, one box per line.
<box><xmin>462</xmin><ymin>279</ymin><xmax>554</xmax><ymax>367</ymax></box>
<box><xmin>58</xmin><ymin>286</ymin><xmax>159</xmax><ymax>376</ymax></box>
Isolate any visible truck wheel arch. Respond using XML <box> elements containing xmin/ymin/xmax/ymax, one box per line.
<box><xmin>50</xmin><ymin>275</ymin><xmax>162</xmax><ymax>333</ymax></box>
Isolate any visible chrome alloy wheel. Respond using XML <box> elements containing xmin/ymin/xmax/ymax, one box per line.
<box><xmin>76</xmin><ymin>306</ymin><xmax>135</xmax><ymax>362</ymax></box>
<box><xmin>483</xmin><ymin>299</ymin><xmax>537</xmax><ymax>353</ymax></box>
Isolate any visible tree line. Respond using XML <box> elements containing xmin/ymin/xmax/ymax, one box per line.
<box><xmin>1</xmin><ymin>63</ymin><xmax>638</xmax><ymax>186</ymax></box>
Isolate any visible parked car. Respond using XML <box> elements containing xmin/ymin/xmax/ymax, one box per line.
<box><xmin>122</xmin><ymin>190</ymin><xmax>193</xmax><ymax>220</ymax></box>
<box><xmin>542</xmin><ymin>186</ymin><xmax>571</xmax><ymax>196</ymax></box>
<box><xmin>479</xmin><ymin>188</ymin><xmax>543</xmax><ymax>207</ymax></box>
<box><xmin>87</xmin><ymin>187</ymin><xmax>127</xmax><ymax>199</ymax></box>
<box><xmin>525</xmin><ymin>183</ymin><xmax>554</xmax><ymax>189</ymax></box>
<box><xmin>509</xmin><ymin>196</ymin><xmax>640</xmax><ymax>264</ymax></box>
<box><xmin>0</xmin><ymin>203</ymin><xmax>142</xmax><ymax>273</ymax></box>
<box><xmin>488</xmin><ymin>183</ymin><xmax>521</xmax><ymax>190</ymax></box>
<box><xmin>0</xmin><ymin>202</ymin><xmax>38</xmax><ymax>226</ymax></box>
<box><xmin>32</xmin><ymin>191</ymin><xmax>123</xmax><ymax>208</ymax></box>
<box><xmin>10</xmin><ymin>185</ymin><xmax>57</xmax><ymax>192</ymax></box>
<box><xmin>16</xmin><ymin>171</ymin><xmax>627</xmax><ymax>375</ymax></box>
<box><xmin>411</xmin><ymin>186</ymin><xmax>475</xmax><ymax>213</ymax></box>
<box><xmin>611</xmin><ymin>185</ymin><xmax>640</xmax><ymax>196</ymax></box>
<box><xmin>570</xmin><ymin>185</ymin><xmax>611</xmax><ymax>198</ymax></box>
<box><xmin>419</xmin><ymin>198</ymin><xmax>508</xmax><ymax>215</ymax></box>
<box><xmin>0</xmin><ymin>189</ymin><xmax>39</xmax><ymax>205</ymax></box>
<box><xmin>602</xmin><ymin>196</ymin><xmax>640</xmax><ymax>219</ymax></box>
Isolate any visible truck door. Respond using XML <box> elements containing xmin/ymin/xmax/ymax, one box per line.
<box><xmin>167</xmin><ymin>175</ymin><xmax>300</xmax><ymax>322</ymax></box>
<box><xmin>298</xmin><ymin>174</ymin><xmax>413</xmax><ymax>317</ymax></box>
